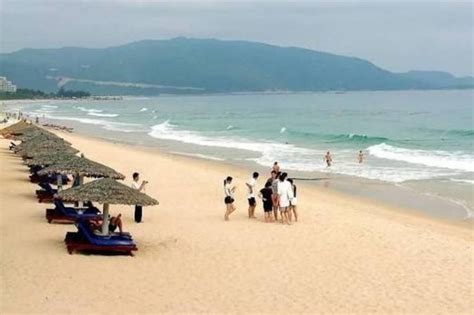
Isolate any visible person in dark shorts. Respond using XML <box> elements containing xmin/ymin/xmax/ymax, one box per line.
<box><xmin>259</xmin><ymin>181</ymin><xmax>274</xmax><ymax>222</ymax></box>
<box><xmin>246</xmin><ymin>172</ymin><xmax>259</xmax><ymax>219</ymax></box>
<box><xmin>131</xmin><ymin>172</ymin><xmax>148</xmax><ymax>223</ymax></box>
<box><xmin>224</xmin><ymin>176</ymin><xmax>236</xmax><ymax>221</ymax></box>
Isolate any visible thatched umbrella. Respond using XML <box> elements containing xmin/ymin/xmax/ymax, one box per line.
<box><xmin>14</xmin><ymin>134</ymin><xmax>71</xmax><ymax>152</ymax></box>
<box><xmin>59</xmin><ymin>178</ymin><xmax>158</xmax><ymax>234</ymax></box>
<box><xmin>36</xmin><ymin>154</ymin><xmax>125</xmax><ymax>190</ymax></box>
<box><xmin>0</xmin><ymin>121</ymin><xmax>33</xmax><ymax>137</ymax></box>
<box><xmin>25</xmin><ymin>151</ymin><xmax>78</xmax><ymax>167</ymax></box>
<box><xmin>22</xmin><ymin>145</ymin><xmax>79</xmax><ymax>159</ymax></box>
<box><xmin>15</xmin><ymin>129</ymin><xmax>58</xmax><ymax>142</ymax></box>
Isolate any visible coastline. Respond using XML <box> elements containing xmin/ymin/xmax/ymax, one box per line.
<box><xmin>3</xmin><ymin>93</ymin><xmax>472</xmax><ymax>222</ymax></box>
<box><xmin>55</xmin><ymin>128</ymin><xmax>474</xmax><ymax>231</ymax></box>
<box><xmin>38</xmin><ymin>116</ymin><xmax>474</xmax><ymax>223</ymax></box>
<box><xmin>1</xmin><ymin>124</ymin><xmax>473</xmax><ymax>313</ymax></box>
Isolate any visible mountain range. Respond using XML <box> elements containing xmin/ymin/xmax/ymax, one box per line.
<box><xmin>1</xmin><ymin>38</ymin><xmax>472</xmax><ymax>95</ymax></box>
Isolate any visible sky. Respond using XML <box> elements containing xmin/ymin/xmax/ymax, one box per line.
<box><xmin>0</xmin><ymin>0</ymin><xmax>473</xmax><ymax>76</ymax></box>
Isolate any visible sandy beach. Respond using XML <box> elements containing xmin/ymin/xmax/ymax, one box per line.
<box><xmin>1</xmin><ymin>128</ymin><xmax>473</xmax><ymax>314</ymax></box>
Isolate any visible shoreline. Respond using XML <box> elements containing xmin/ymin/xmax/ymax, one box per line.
<box><xmin>1</xmin><ymin>123</ymin><xmax>473</xmax><ymax>313</ymax></box>
<box><xmin>41</xmin><ymin>117</ymin><xmax>474</xmax><ymax>223</ymax></box>
<box><xmin>3</xmin><ymin>95</ymin><xmax>472</xmax><ymax>222</ymax></box>
<box><xmin>48</xmin><ymin>127</ymin><xmax>474</xmax><ymax>231</ymax></box>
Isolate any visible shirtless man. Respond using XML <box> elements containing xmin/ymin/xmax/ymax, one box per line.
<box><xmin>324</xmin><ymin>151</ymin><xmax>333</xmax><ymax>167</ymax></box>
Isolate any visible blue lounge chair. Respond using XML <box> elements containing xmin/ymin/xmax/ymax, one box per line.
<box><xmin>64</xmin><ymin>219</ymin><xmax>137</xmax><ymax>255</ymax></box>
<box><xmin>45</xmin><ymin>199</ymin><xmax>101</xmax><ymax>223</ymax></box>
<box><xmin>36</xmin><ymin>182</ymin><xmax>58</xmax><ymax>203</ymax></box>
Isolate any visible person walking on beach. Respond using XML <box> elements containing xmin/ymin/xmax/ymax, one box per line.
<box><xmin>269</xmin><ymin>170</ymin><xmax>280</xmax><ymax>221</ymax></box>
<box><xmin>131</xmin><ymin>172</ymin><xmax>148</xmax><ymax>223</ymax></box>
<box><xmin>358</xmin><ymin>150</ymin><xmax>364</xmax><ymax>163</ymax></box>
<box><xmin>224</xmin><ymin>176</ymin><xmax>236</xmax><ymax>221</ymax></box>
<box><xmin>277</xmin><ymin>172</ymin><xmax>294</xmax><ymax>225</ymax></box>
<box><xmin>258</xmin><ymin>181</ymin><xmax>274</xmax><ymax>222</ymax></box>
<box><xmin>246</xmin><ymin>172</ymin><xmax>259</xmax><ymax>219</ymax></box>
<box><xmin>324</xmin><ymin>151</ymin><xmax>333</xmax><ymax>167</ymax></box>
<box><xmin>287</xmin><ymin>178</ymin><xmax>298</xmax><ymax>222</ymax></box>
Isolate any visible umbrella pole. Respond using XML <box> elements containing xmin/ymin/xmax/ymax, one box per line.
<box><xmin>102</xmin><ymin>203</ymin><xmax>110</xmax><ymax>235</ymax></box>
<box><xmin>57</xmin><ymin>174</ymin><xmax>62</xmax><ymax>191</ymax></box>
<box><xmin>78</xmin><ymin>175</ymin><xmax>84</xmax><ymax>207</ymax></box>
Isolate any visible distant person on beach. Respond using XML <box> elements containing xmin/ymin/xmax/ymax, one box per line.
<box><xmin>131</xmin><ymin>172</ymin><xmax>148</xmax><ymax>223</ymax></box>
<box><xmin>272</xmin><ymin>161</ymin><xmax>280</xmax><ymax>173</ymax></box>
<box><xmin>224</xmin><ymin>176</ymin><xmax>236</xmax><ymax>221</ymax></box>
<box><xmin>277</xmin><ymin>172</ymin><xmax>294</xmax><ymax>225</ymax></box>
<box><xmin>35</xmin><ymin>116</ymin><xmax>39</xmax><ymax>124</ymax></box>
<box><xmin>246</xmin><ymin>172</ymin><xmax>259</xmax><ymax>219</ymax></box>
<box><xmin>324</xmin><ymin>151</ymin><xmax>333</xmax><ymax>167</ymax></box>
<box><xmin>269</xmin><ymin>170</ymin><xmax>280</xmax><ymax>221</ymax></box>
<box><xmin>358</xmin><ymin>150</ymin><xmax>364</xmax><ymax>163</ymax></box>
<box><xmin>258</xmin><ymin>181</ymin><xmax>274</xmax><ymax>222</ymax></box>
<box><xmin>288</xmin><ymin>178</ymin><xmax>298</xmax><ymax>222</ymax></box>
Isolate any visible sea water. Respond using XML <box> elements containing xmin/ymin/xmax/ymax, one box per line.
<box><xmin>13</xmin><ymin>90</ymin><xmax>474</xmax><ymax>218</ymax></box>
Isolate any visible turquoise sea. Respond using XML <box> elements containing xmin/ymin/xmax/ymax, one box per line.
<box><xmin>11</xmin><ymin>90</ymin><xmax>474</xmax><ymax>218</ymax></box>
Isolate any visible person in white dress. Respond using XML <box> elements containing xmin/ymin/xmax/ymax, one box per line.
<box><xmin>277</xmin><ymin>172</ymin><xmax>294</xmax><ymax>225</ymax></box>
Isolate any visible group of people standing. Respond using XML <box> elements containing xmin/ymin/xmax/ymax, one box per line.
<box><xmin>224</xmin><ymin>162</ymin><xmax>298</xmax><ymax>225</ymax></box>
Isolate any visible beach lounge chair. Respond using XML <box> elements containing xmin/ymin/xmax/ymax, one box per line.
<box><xmin>65</xmin><ymin>219</ymin><xmax>137</xmax><ymax>255</ymax></box>
<box><xmin>36</xmin><ymin>182</ymin><xmax>57</xmax><ymax>203</ymax></box>
<box><xmin>45</xmin><ymin>199</ymin><xmax>101</xmax><ymax>223</ymax></box>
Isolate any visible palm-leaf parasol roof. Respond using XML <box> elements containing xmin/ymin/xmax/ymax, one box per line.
<box><xmin>37</xmin><ymin>155</ymin><xmax>125</xmax><ymax>179</ymax></box>
<box><xmin>15</xmin><ymin>128</ymin><xmax>58</xmax><ymax>141</ymax></box>
<box><xmin>22</xmin><ymin>145</ymin><xmax>80</xmax><ymax>159</ymax></box>
<box><xmin>58</xmin><ymin>178</ymin><xmax>158</xmax><ymax>206</ymax></box>
<box><xmin>14</xmin><ymin>134</ymin><xmax>71</xmax><ymax>152</ymax></box>
<box><xmin>0</xmin><ymin>121</ymin><xmax>33</xmax><ymax>136</ymax></box>
<box><xmin>25</xmin><ymin>151</ymin><xmax>79</xmax><ymax>167</ymax></box>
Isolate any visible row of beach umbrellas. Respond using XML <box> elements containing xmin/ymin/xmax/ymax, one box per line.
<box><xmin>2</xmin><ymin>121</ymin><xmax>158</xmax><ymax>241</ymax></box>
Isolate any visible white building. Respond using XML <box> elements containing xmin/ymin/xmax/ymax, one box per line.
<box><xmin>0</xmin><ymin>76</ymin><xmax>17</xmax><ymax>93</ymax></box>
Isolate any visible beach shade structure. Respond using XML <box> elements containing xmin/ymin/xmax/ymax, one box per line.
<box><xmin>25</xmin><ymin>151</ymin><xmax>78</xmax><ymax>168</ymax></box>
<box><xmin>59</xmin><ymin>178</ymin><xmax>158</xmax><ymax>255</ymax></box>
<box><xmin>0</xmin><ymin>121</ymin><xmax>35</xmax><ymax>138</ymax></box>
<box><xmin>36</xmin><ymin>155</ymin><xmax>125</xmax><ymax>190</ymax></box>
<box><xmin>13</xmin><ymin>133</ymin><xmax>71</xmax><ymax>153</ymax></box>
<box><xmin>15</xmin><ymin>129</ymin><xmax>59</xmax><ymax>142</ymax></box>
<box><xmin>18</xmin><ymin>142</ymin><xmax>78</xmax><ymax>160</ymax></box>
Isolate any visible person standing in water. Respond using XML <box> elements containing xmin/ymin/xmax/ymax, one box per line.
<box><xmin>324</xmin><ymin>151</ymin><xmax>333</xmax><ymax>167</ymax></box>
<box><xmin>246</xmin><ymin>172</ymin><xmax>259</xmax><ymax>219</ymax></box>
<box><xmin>131</xmin><ymin>172</ymin><xmax>148</xmax><ymax>223</ymax></box>
<box><xmin>224</xmin><ymin>176</ymin><xmax>236</xmax><ymax>221</ymax></box>
<box><xmin>358</xmin><ymin>150</ymin><xmax>364</xmax><ymax>163</ymax></box>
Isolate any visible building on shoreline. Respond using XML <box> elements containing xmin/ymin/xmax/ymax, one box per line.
<box><xmin>0</xmin><ymin>77</ymin><xmax>17</xmax><ymax>93</ymax></box>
